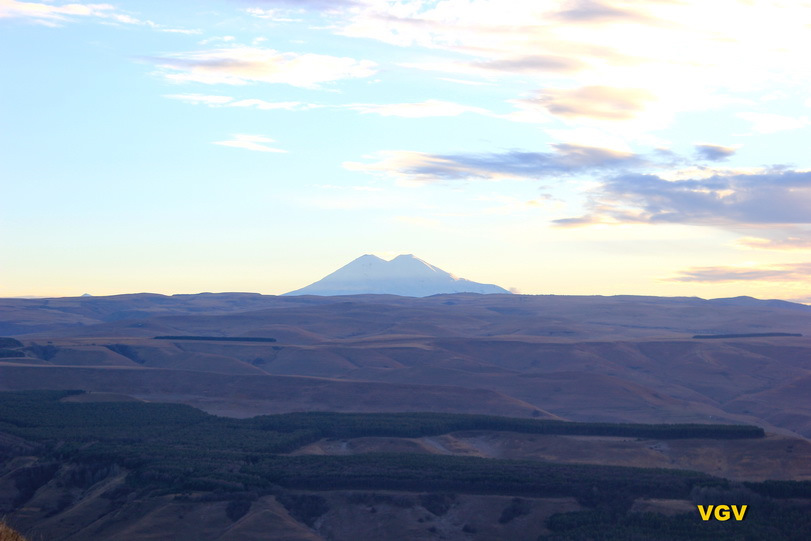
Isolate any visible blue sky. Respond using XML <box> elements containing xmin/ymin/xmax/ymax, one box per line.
<box><xmin>2</xmin><ymin>0</ymin><xmax>810</xmax><ymax>301</ymax></box>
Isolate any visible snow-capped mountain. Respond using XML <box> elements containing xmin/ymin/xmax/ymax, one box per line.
<box><xmin>284</xmin><ymin>254</ymin><xmax>511</xmax><ymax>297</ymax></box>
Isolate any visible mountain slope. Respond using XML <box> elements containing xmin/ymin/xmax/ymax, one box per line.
<box><xmin>285</xmin><ymin>254</ymin><xmax>510</xmax><ymax>297</ymax></box>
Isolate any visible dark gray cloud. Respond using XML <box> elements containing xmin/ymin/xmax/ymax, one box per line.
<box><xmin>695</xmin><ymin>144</ymin><xmax>736</xmax><ymax>161</ymax></box>
<box><xmin>669</xmin><ymin>263</ymin><xmax>811</xmax><ymax>282</ymax></box>
<box><xmin>556</xmin><ymin>169</ymin><xmax>811</xmax><ymax>226</ymax></box>
<box><xmin>401</xmin><ymin>144</ymin><xmax>643</xmax><ymax>181</ymax></box>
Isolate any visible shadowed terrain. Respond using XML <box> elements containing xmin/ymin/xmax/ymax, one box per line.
<box><xmin>0</xmin><ymin>393</ymin><xmax>809</xmax><ymax>540</ymax></box>
<box><xmin>2</xmin><ymin>293</ymin><xmax>810</xmax><ymax>539</ymax></box>
<box><xmin>1</xmin><ymin>293</ymin><xmax>809</xmax><ymax>437</ymax></box>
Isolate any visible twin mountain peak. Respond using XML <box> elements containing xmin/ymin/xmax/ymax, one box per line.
<box><xmin>284</xmin><ymin>254</ymin><xmax>511</xmax><ymax>297</ymax></box>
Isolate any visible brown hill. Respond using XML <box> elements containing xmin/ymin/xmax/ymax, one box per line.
<box><xmin>0</xmin><ymin>365</ymin><xmax>546</xmax><ymax>419</ymax></box>
<box><xmin>292</xmin><ymin>432</ymin><xmax>811</xmax><ymax>482</ymax></box>
<box><xmin>0</xmin><ymin>522</ymin><xmax>27</xmax><ymax>541</ymax></box>
<box><xmin>1</xmin><ymin>293</ymin><xmax>810</xmax><ymax>437</ymax></box>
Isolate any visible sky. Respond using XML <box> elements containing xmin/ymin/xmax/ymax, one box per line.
<box><xmin>1</xmin><ymin>0</ymin><xmax>810</xmax><ymax>302</ymax></box>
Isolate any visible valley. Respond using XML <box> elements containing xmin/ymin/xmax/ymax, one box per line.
<box><xmin>1</xmin><ymin>292</ymin><xmax>810</xmax><ymax>539</ymax></box>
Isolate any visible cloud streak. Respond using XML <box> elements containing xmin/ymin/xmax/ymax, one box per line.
<box><xmin>164</xmin><ymin>93</ymin><xmax>308</xmax><ymax>111</ymax></box>
<box><xmin>149</xmin><ymin>47</ymin><xmax>376</xmax><ymax>88</ymax></box>
<box><xmin>471</xmin><ymin>55</ymin><xmax>584</xmax><ymax>74</ymax></box>
<box><xmin>738</xmin><ymin>233</ymin><xmax>811</xmax><ymax>251</ymax></box>
<box><xmin>165</xmin><ymin>94</ymin><xmax>488</xmax><ymax>118</ymax></box>
<box><xmin>345</xmin><ymin>99</ymin><xmax>490</xmax><ymax>118</ymax></box>
<box><xmin>669</xmin><ymin>262</ymin><xmax>811</xmax><ymax>283</ymax></box>
<box><xmin>0</xmin><ymin>0</ymin><xmax>198</xmax><ymax>33</ymax></box>
<box><xmin>554</xmin><ymin>0</ymin><xmax>651</xmax><ymax>24</ymax></box>
<box><xmin>0</xmin><ymin>1</ymin><xmax>111</xmax><ymax>26</ymax></box>
<box><xmin>239</xmin><ymin>0</ymin><xmax>811</xmax><ymax>142</ymax></box>
<box><xmin>244</xmin><ymin>0</ymin><xmax>357</xmax><ymax>9</ymax></box>
<box><xmin>524</xmin><ymin>85</ymin><xmax>656</xmax><ymax>121</ymax></box>
<box><xmin>212</xmin><ymin>134</ymin><xmax>287</xmax><ymax>153</ymax></box>
<box><xmin>694</xmin><ymin>144</ymin><xmax>736</xmax><ymax>162</ymax></box>
<box><xmin>345</xmin><ymin>143</ymin><xmax>642</xmax><ymax>184</ymax></box>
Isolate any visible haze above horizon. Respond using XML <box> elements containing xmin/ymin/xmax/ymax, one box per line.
<box><xmin>2</xmin><ymin>1</ymin><xmax>810</xmax><ymax>302</ymax></box>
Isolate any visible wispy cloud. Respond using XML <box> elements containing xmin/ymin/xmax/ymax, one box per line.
<box><xmin>0</xmin><ymin>0</ymin><xmax>198</xmax><ymax>33</ymax></box>
<box><xmin>694</xmin><ymin>144</ymin><xmax>737</xmax><ymax>162</ymax></box>
<box><xmin>472</xmin><ymin>55</ymin><xmax>584</xmax><ymax>74</ymax></box>
<box><xmin>243</xmin><ymin>0</ymin><xmax>357</xmax><ymax>10</ymax></box>
<box><xmin>212</xmin><ymin>134</ymin><xmax>287</xmax><ymax>153</ymax></box>
<box><xmin>0</xmin><ymin>1</ymin><xmax>122</xmax><ymax>27</ymax></box>
<box><xmin>165</xmin><ymin>93</ymin><xmax>236</xmax><ymax>106</ymax></box>
<box><xmin>668</xmin><ymin>262</ymin><xmax>811</xmax><ymax>283</ymax></box>
<box><xmin>405</xmin><ymin>54</ymin><xmax>584</xmax><ymax>78</ymax></box>
<box><xmin>345</xmin><ymin>99</ymin><xmax>490</xmax><ymax>118</ymax></box>
<box><xmin>164</xmin><ymin>93</ymin><xmax>308</xmax><ymax>111</ymax></box>
<box><xmin>555</xmin><ymin>169</ymin><xmax>811</xmax><ymax>227</ymax></box>
<box><xmin>521</xmin><ymin>85</ymin><xmax>656</xmax><ymax>121</ymax></box>
<box><xmin>149</xmin><ymin>47</ymin><xmax>376</xmax><ymax>88</ymax></box>
<box><xmin>244</xmin><ymin>8</ymin><xmax>278</xmax><ymax>20</ymax></box>
<box><xmin>244</xmin><ymin>0</ymin><xmax>811</xmax><ymax>140</ymax></box>
<box><xmin>345</xmin><ymin>143</ymin><xmax>642</xmax><ymax>184</ymax></box>
<box><xmin>438</xmin><ymin>77</ymin><xmax>495</xmax><ymax>87</ymax></box>
<box><xmin>198</xmin><ymin>35</ymin><xmax>236</xmax><ymax>46</ymax></box>
<box><xmin>229</xmin><ymin>98</ymin><xmax>311</xmax><ymax>110</ymax></box>
<box><xmin>243</xmin><ymin>7</ymin><xmax>302</xmax><ymax>22</ymax></box>
<box><xmin>554</xmin><ymin>0</ymin><xmax>652</xmax><ymax>24</ymax></box>
<box><xmin>166</xmin><ymin>94</ymin><xmax>487</xmax><ymax>117</ymax></box>
<box><xmin>738</xmin><ymin>232</ymin><xmax>811</xmax><ymax>251</ymax></box>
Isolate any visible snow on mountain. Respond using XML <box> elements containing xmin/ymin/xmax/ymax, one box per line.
<box><xmin>284</xmin><ymin>254</ymin><xmax>511</xmax><ymax>297</ymax></box>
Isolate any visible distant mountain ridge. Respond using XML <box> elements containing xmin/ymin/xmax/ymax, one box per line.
<box><xmin>707</xmin><ymin>295</ymin><xmax>811</xmax><ymax>311</ymax></box>
<box><xmin>284</xmin><ymin>254</ymin><xmax>511</xmax><ymax>297</ymax></box>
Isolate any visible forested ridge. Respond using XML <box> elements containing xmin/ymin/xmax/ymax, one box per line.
<box><xmin>1</xmin><ymin>390</ymin><xmax>809</xmax><ymax>540</ymax></box>
<box><xmin>153</xmin><ymin>335</ymin><xmax>277</xmax><ymax>342</ymax></box>
<box><xmin>0</xmin><ymin>391</ymin><xmax>765</xmax><ymax>444</ymax></box>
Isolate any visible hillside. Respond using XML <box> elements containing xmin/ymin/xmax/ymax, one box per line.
<box><xmin>1</xmin><ymin>293</ymin><xmax>810</xmax><ymax>438</ymax></box>
<box><xmin>1</xmin><ymin>392</ymin><xmax>809</xmax><ymax>540</ymax></box>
